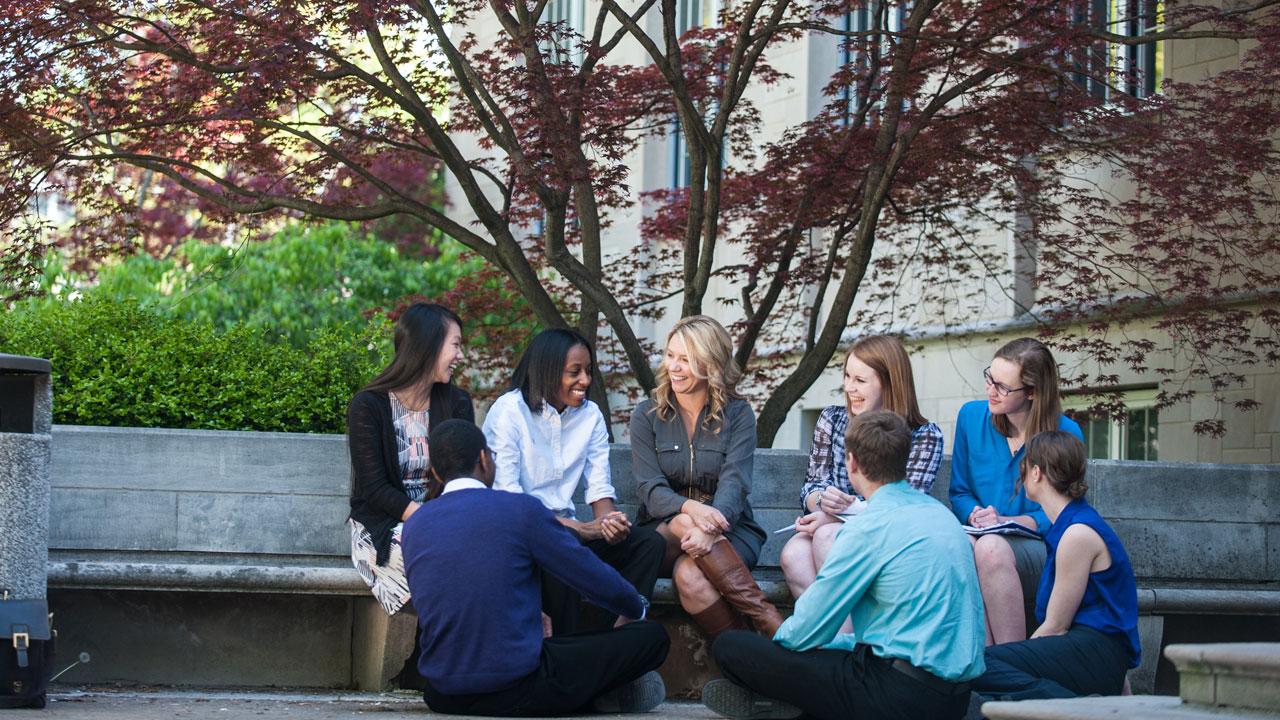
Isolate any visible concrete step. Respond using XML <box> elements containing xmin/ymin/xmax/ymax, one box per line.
<box><xmin>981</xmin><ymin>695</ymin><xmax>1280</xmax><ymax>719</ymax></box>
<box><xmin>44</xmin><ymin>688</ymin><xmax>720</xmax><ymax>720</ymax></box>
<box><xmin>1167</xmin><ymin>643</ymin><xmax>1280</xmax><ymax>713</ymax></box>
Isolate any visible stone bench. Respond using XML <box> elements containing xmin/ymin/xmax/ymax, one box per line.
<box><xmin>44</xmin><ymin>425</ymin><xmax>1280</xmax><ymax>695</ymax></box>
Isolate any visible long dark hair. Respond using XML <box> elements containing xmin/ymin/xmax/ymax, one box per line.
<box><xmin>510</xmin><ymin>328</ymin><xmax>593</xmax><ymax>412</ymax></box>
<box><xmin>364</xmin><ymin>303</ymin><xmax>462</xmax><ymax>401</ymax></box>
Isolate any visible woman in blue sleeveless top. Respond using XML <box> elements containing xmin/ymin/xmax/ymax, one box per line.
<box><xmin>972</xmin><ymin>431</ymin><xmax>1140</xmax><ymax>700</ymax></box>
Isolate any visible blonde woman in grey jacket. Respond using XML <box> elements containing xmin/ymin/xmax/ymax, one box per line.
<box><xmin>630</xmin><ymin>315</ymin><xmax>781</xmax><ymax>640</ymax></box>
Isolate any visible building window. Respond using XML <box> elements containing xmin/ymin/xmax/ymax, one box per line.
<box><xmin>1073</xmin><ymin>0</ymin><xmax>1164</xmax><ymax>101</ymax></box>
<box><xmin>541</xmin><ymin>0</ymin><xmax>586</xmax><ymax>64</ymax></box>
<box><xmin>839</xmin><ymin>1</ymin><xmax>906</xmax><ymax>121</ymax></box>
<box><xmin>1064</xmin><ymin>388</ymin><xmax>1160</xmax><ymax>461</ymax></box>
<box><xmin>676</xmin><ymin>0</ymin><xmax>718</xmax><ymax>35</ymax></box>
<box><xmin>668</xmin><ymin>0</ymin><xmax>722</xmax><ymax>188</ymax></box>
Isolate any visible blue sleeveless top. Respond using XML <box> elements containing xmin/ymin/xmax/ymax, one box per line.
<box><xmin>1034</xmin><ymin>498</ymin><xmax>1141</xmax><ymax>667</ymax></box>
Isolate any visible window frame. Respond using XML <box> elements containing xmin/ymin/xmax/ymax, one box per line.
<box><xmin>1063</xmin><ymin>386</ymin><xmax>1161</xmax><ymax>461</ymax></box>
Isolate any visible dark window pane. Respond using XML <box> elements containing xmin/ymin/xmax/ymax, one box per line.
<box><xmin>1126</xmin><ymin>408</ymin><xmax>1146</xmax><ymax>460</ymax></box>
<box><xmin>1086</xmin><ymin>418</ymin><xmax>1111</xmax><ymax>459</ymax></box>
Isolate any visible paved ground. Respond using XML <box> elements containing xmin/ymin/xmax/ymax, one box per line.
<box><xmin>39</xmin><ymin>688</ymin><xmax>719</xmax><ymax>720</ymax></box>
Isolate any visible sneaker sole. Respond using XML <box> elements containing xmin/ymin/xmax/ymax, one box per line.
<box><xmin>592</xmin><ymin>671</ymin><xmax>666</xmax><ymax>713</ymax></box>
<box><xmin>702</xmin><ymin>679</ymin><xmax>802</xmax><ymax>720</ymax></box>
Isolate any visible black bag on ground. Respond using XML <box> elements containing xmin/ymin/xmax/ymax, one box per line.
<box><xmin>1</xmin><ymin>593</ymin><xmax>54</xmax><ymax>709</ymax></box>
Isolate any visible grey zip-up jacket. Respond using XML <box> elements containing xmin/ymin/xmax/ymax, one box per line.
<box><xmin>629</xmin><ymin>397</ymin><xmax>766</xmax><ymax>550</ymax></box>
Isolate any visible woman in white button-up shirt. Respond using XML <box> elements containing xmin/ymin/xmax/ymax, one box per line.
<box><xmin>482</xmin><ymin>329</ymin><xmax>665</xmax><ymax>635</ymax></box>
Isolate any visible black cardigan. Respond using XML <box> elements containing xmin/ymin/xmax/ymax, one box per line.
<box><xmin>346</xmin><ymin>384</ymin><xmax>474</xmax><ymax>565</ymax></box>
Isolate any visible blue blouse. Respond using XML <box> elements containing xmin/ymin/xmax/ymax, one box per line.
<box><xmin>1035</xmin><ymin>498</ymin><xmax>1141</xmax><ymax>667</ymax></box>
<box><xmin>948</xmin><ymin>400</ymin><xmax>1083</xmax><ymax>533</ymax></box>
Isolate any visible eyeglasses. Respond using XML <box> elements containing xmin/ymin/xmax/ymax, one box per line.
<box><xmin>983</xmin><ymin>367</ymin><xmax>1029</xmax><ymax>397</ymax></box>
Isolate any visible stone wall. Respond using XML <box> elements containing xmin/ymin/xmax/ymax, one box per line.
<box><xmin>44</xmin><ymin>425</ymin><xmax>1280</xmax><ymax>690</ymax></box>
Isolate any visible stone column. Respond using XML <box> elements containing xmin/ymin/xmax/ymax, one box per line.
<box><xmin>0</xmin><ymin>354</ymin><xmax>53</xmax><ymax>602</ymax></box>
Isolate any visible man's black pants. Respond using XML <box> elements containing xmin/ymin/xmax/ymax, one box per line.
<box><xmin>713</xmin><ymin>631</ymin><xmax>970</xmax><ymax>720</ymax></box>
<box><xmin>972</xmin><ymin>625</ymin><xmax>1130</xmax><ymax>700</ymax></box>
<box><xmin>422</xmin><ymin>621</ymin><xmax>670</xmax><ymax>717</ymax></box>
<box><xmin>542</xmin><ymin>523</ymin><xmax>666</xmax><ymax>634</ymax></box>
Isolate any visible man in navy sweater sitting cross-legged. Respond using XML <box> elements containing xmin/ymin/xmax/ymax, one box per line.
<box><xmin>401</xmin><ymin>419</ymin><xmax>671</xmax><ymax>716</ymax></box>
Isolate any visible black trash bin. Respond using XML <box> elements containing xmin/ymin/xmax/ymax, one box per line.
<box><xmin>0</xmin><ymin>354</ymin><xmax>53</xmax><ymax>708</ymax></box>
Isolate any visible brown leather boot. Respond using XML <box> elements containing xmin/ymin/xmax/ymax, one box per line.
<box><xmin>689</xmin><ymin>597</ymin><xmax>746</xmax><ymax>640</ymax></box>
<box><xmin>694</xmin><ymin>540</ymin><xmax>784</xmax><ymax>637</ymax></box>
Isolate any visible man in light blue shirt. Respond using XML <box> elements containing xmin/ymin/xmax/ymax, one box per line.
<box><xmin>704</xmin><ymin>410</ymin><xmax>986</xmax><ymax>720</ymax></box>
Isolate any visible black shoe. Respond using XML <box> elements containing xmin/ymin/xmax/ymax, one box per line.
<box><xmin>963</xmin><ymin>691</ymin><xmax>989</xmax><ymax>720</ymax></box>
<box><xmin>392</xmin><ymin>662</ymin><xmax>429</xmax><ymax>692</ymax></box>
<box><xmin>702</xmin><ymin>679</ymin><xmax>801</xmax><ymax>719</ymax></box>
<box><xmin>591</xmin><ymin>671</ymin><xmax>666</xmax><ymax>713</ymax></box>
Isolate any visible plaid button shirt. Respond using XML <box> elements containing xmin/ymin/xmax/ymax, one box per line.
<box><xmin>801</xmin><ymin>405</ymin><xmax>945</xmax><ymax>510</ymax></box>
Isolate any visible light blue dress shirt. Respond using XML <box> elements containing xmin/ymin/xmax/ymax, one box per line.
<box><xmin>774</xmin><ymin>481</ymin><xmax>987</xmax><ymax>682</ymax></box>
<box><xmin>948</xmin><ymin>400</ymin><xmax>1084</xmax><ymax>533</ymax></box>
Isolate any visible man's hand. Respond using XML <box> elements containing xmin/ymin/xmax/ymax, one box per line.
<box><xmin>795</xmin><ymin>511</ymin><xmax>836</xmax><ymax>536</ymax></box>
<box><xmin>559</xmin><ymin>516</ymin><xmax>604</xmax><ymax>541</ymax></box>
<box><xmin>542</xmin><ymin>612</ymin><xmax>553</xmax><ymax>638</ymax></box>
<box><xmin>682</xmin><ymin>500</ymin><xmax>730</xmax><ymax>534</ymax></box>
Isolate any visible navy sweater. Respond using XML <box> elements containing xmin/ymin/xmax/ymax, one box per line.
<box><xmin>401</xmin><ymin>486</ymin><xmax>645</xmax><ymax>695</ymax></box>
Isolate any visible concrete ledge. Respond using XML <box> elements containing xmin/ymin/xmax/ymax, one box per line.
<box><xmin>48</xmin><ymin>559</ymin><xmax>369</xmax><ymax>595</ymax></box>
<box><xmin>51</xmin><ymin>555</ymin><xmax>1280</xmax><ymax>615</ymax></box>
<box><xmin>1140</xmin><ymin>588</ymin><xmax>1280</xmax><ymax>615</ymax></box>
<box><xmin>1166</xmin><ymin>643</ymin><xmax>1280</xmax><ymax>711</ymax></box>
<box><xmin>981</xmin><ymin>695</ymin><xmax>1278</xmax><ymax>719</ymax></box>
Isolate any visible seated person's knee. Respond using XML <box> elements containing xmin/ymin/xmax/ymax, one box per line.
<box><xmin>973</xmin><ymin>535</ymin><xmax>1013</xmax><ymax>571</ymax></box>
<box><xmin>812</xmin><ymin>522</ymin><xmax>841</xmax><ymax>546</ymax></box>
<box><xmin>673</xmin><ymin>556</ymin><xmax>711</xmax><ymax>591</ymax></box>
<box><xmin>668</xmin><ymin>513</ymin><xmax>695</xmax><ymax>536</ymax></box>
<box><xmin>779</xmin><ymin>534</ymin><xmax>811</xmax><ymax>570</ymax></box>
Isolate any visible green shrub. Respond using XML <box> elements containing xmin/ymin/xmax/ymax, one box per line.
<box><xmin>40</xmin><ymin>223</ymin><xmax>486</xmax><ymax>348</ymax></box>
<box><xmin>0</xmin><ymin>297</ymin><xmax>388</xmax><ymax>433</ymax></box>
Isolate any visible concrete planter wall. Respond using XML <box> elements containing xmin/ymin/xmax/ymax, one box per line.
<box><xmin>44</xmin><ymin>424</ymin><xmax>1280</xmax><ymax>690</ymax></box>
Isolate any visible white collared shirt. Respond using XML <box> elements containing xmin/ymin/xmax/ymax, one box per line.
<box><xmin>441</xmin><ymin>477</ymin><xmax>487</xmax><ymax>494</ymax></box>
<box><xmin>481</xmin><ymin>389</ymin><xmax>615</xmax><ymax>517</ymax></box>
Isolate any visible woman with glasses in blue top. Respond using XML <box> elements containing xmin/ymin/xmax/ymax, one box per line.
<box><xmin>973</xmin><ymin>431</ymin><xmax>1140</xmax><ymax>700</ymax></box>
<box><xmin>949</xmin><ymin>337</ymin><xmax>1083</xmax><ymax>645</ymax></box>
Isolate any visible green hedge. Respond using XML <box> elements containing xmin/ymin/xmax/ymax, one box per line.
<box><xmin>42</xmin><ymin>223</ymin><xmax>481</xmax><ymax>348</ymax></box>
<box><xmin>0</xmin><ymin>297</ymin><xmax>387</xmax><ymax>433</ymax></box>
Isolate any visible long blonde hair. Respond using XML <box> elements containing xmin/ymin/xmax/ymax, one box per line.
<box><xmin>992</xmin><ymin>337</ymin><xmax>1063</xmax><ymax>441</ymax></box>
<box><xmin>652</xmin><ymin>315</ymin><xmax>742</xmax><ymax>428</ymax></box>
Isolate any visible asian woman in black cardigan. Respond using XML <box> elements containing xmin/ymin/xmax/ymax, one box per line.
<box><xmin>346</xmin><ymin>302</ymin><xmax>473</xmax><ymax>688</ymax></box>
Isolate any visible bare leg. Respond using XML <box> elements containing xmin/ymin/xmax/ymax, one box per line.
<box><xmin>654</xmin><ymin>519</ymin><xmax>685</xmax><ymax>576</ymax></box>
<box><xmin>973</xmin><ymin>534</ymin><xmax>1026</xmax><ymax>645</ymax></box>
<box><xmin>673</xmin><ymin>553</ymin><xmax>723</xmax><ymax>614</ymax></box>
<box><xmin>668</xmin><ymin>513</ymin><xmax>724</xmax><ymax>614</ymax></box>
<box><xmin>779</xmin><ymin>532</ymin><xmax>816</xmax><ymax>598</ymax></box>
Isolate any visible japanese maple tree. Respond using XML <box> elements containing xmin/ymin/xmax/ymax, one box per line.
<box><xmin>2</xmin><ymin>0</ymin><xmax>1277</xmax><ymax>442</ymax></box>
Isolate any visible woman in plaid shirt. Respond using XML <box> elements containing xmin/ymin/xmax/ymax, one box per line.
<box><xmin>779</xmin><ymin>335</ymin><xmax>944</xmax><ymax>601</ymax></box>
